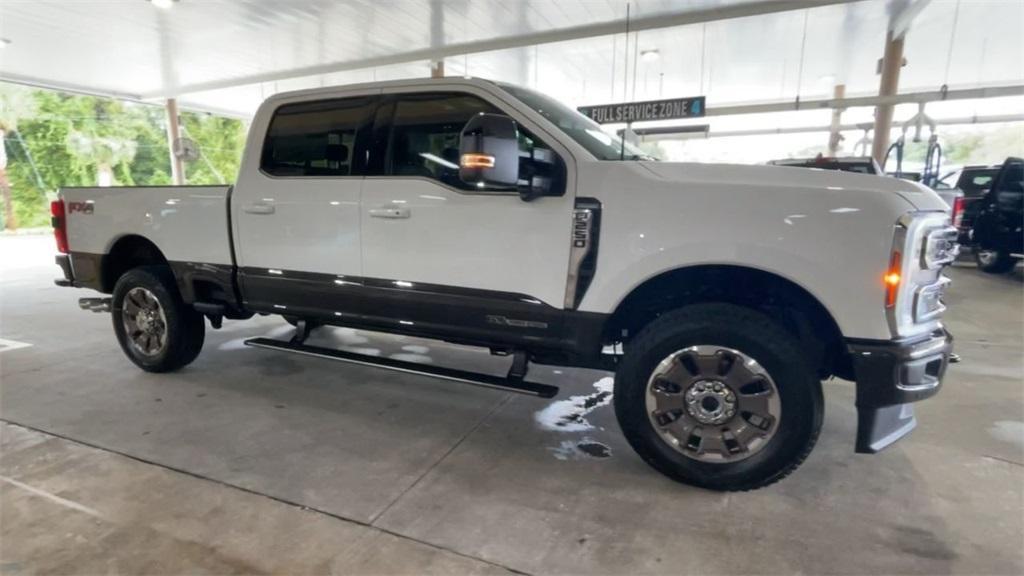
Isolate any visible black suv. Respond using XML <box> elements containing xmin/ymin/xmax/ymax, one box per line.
<box><xmin>970</xmin><ymin>157</ymin><xmax>1023</xmax><ymax>273</ymax></box>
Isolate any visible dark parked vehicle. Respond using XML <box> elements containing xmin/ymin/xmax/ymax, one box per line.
<box><xmin>943</xmin><ymin>165</ymin><xmax>1001</xmax><ymax>243</ymax></box>
<box><xmin>769</xmin><ymin>155</ymin><xmax>881</xmax><ymax>175</ymax></box>
<box><xmin>970</xmin><ymin>158</ymin><xmax>1023</xmax><ymax>273</ymax></box>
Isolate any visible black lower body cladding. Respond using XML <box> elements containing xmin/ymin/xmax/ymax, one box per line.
<box><xmin>847</xmin><ymin>329</ymin><xmax>953</xmax><ymax>453</ymax></box>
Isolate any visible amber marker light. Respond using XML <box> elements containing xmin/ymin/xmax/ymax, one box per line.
<box><xmin>884</xmin><ymin>251</ymin><xmax>902</xmax><ymax>307</ymax></box>
<box><xmin>460</xmin><ymin>153</ymin><xmax>495</xmax><ymax>169</ymax></box>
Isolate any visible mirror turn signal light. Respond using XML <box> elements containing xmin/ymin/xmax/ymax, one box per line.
<box><xmin>460</xmin><ymin>153</ymin><xmax>495</xmax><ymax>169</ymax></box>
<box><xmin>884</xmin><ymin>250</ymin><xmax>902</xmax><ymax>307</ymax></box>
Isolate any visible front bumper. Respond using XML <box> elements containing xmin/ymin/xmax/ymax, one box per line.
<box><xmin>847</xmin><ymin>328</ymin><xmax>952</xmax><ymax>453</ymax></box>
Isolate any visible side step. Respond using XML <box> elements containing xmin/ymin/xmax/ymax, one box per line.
<box><xmin>244</xmin><ymin>337</ymin><xmax>559</xmax><ymax>398</ymax></box>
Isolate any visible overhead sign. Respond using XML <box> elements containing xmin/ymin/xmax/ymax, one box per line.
<box><xmin>578</xmin><ymin>96</ymin><xmax>706</xmax><ymax>124</ymax></box>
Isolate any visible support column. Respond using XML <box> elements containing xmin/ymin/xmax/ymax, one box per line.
<box><xmin>871</xmin><ymin>31</ymin><xmax>906</xmax><ymax>165</ymax></box>
<box><xmin>828</xmin><ymin>84</ymin><xmax>846</xmax><ymax>156</ymax></box>
<box><xmin>430</xmin><ymin>60</ymin><xmax>445</xmax><ymax>78</ymax></box>
<box><xmin>165</xmin><ymin>98</ymin><xmax>185</xmax><ymax>185</ymax></box>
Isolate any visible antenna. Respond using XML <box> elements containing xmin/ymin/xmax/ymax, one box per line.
<box><xmin>621</xmin><ymin>2</ymin><xmax>630</xmax><ymax>161</ymax></box>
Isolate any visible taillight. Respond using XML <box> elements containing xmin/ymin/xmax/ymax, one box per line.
<box><xmin>884</xmin><ymin>250</ymin><xmax>902</xmax><ymax>308</ymax></box>
<box><xmin>951</xmin><ymin>197</ymin><xmax>965</xmax><ymax>228</ymax></box>
<box><xmin>50</xmin><ymin>199</ymin><xmax>69</xmax><ymax>254</ymax></box>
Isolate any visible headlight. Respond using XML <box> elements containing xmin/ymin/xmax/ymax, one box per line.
<box><xmin>922</xmin><ymin>226</ymin><xmax>959</xmax><ymax>269</ymax></box>
<box><xmin>886</xmin><ymin>212</ymin><xmax>955</xmax><ymax>338</ymax></box>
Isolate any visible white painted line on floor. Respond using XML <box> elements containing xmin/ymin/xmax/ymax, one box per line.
<box><xmin>0</xmin><ymin>338</ymin><xmax>32</xmax><ymax>353</ymax></box>
<box><xmin>0</xmin><ymin>475</ymin><xmax>103</xmax><ymax>518</ymax></box>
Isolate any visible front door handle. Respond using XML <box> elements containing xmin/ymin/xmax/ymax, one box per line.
<box><xmin>369</xmin><ymin>206</ymin><xmax>410</xmax><ymax>219</ymax></box>
<box><xmin>244</xmin><ymin>202</ymin><xmax>275</xmax><ymax>215</ymax></box>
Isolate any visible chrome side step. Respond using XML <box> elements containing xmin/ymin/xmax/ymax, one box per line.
<box><xmin>244</xmin><ymin>337</ymin><xmax>559</xmax><ymax>398</ymax></box>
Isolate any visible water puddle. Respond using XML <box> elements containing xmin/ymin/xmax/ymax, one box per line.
<box><xmin>988</xmin><ymin>421</ymin><xmax>1024</xmax><ymax>448</ymax></box>
<box><xmin>535</xmin><ymin>376</ymin><xmax>614</xmax><ymax>432</ymax></box>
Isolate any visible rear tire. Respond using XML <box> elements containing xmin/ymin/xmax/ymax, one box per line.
<box><xmin>614</xmin><ymin>303</ymin><xmax>823</xmax><ymax>491</ymax></box>
<box><xmin>112</xmin><ymin>266</ymin><xmax>205</xmax><ymax>373</ymax></box>
<box><xmin>974</xmin><ymin>249</ymin><xmax>1016</xmax><ymax>273</ymax></box>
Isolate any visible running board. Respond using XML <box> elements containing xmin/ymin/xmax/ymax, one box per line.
<box><xmin>244</xmin><ymin>337</ymin><xmax>559</xmax><ymax>398</ymax></box>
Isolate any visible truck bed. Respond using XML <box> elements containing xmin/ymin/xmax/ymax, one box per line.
<box><xmin>60</xmin><ymin>185</ymin><xmax>234</xmax><ymax>267</ymax></box>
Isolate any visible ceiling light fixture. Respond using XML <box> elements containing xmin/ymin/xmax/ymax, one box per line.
<box><xmin>149</xmin><ymin>0</ymin><xmax>176</xmax><ymax>9</ymax></box>
<box><xmin>0</xmin><ymin>38</ymin><xmax>11</xmax><ymax>48</ymax></box>
<box><xmin>640</xmin><ymin>49</ymin><xmax>660</xmax><ymax>63</ymax></box>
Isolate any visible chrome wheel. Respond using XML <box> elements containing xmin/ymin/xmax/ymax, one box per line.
<box><xmin>976</xmin><ymin>250</ymin><xmax>998</xmax><ymax>266</ymax></box>
<box><xmin>645</xmin><ymin>345</ymin><xmax>781</xmax><ymax>462</ymax></box>
<box><xmin>121</xmin><ymin>287</ymin><xmax>168</xmax><ymax>357</ymax></box>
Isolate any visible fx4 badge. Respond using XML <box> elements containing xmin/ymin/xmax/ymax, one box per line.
<box><xmin>68</xmin><ymin>201</ymin><xmax>94</xmax><ymax>214</ymax></box>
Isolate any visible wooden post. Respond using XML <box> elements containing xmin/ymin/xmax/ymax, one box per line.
<box><xmin>165</xmin><ymin>98</ymin><xmax>185</xmax><ymax>185</ymax></box>
<box><xmin>871</xmin><ymin>31</ymin><xmax>906</xmax><ymax>165</ymax></box>
<box><xmin>828</xmin><ymin>84</ymin><xmax>846</xmax><ymax>156</ymax></box>
<box><xmin>430</xmin><ymin>60</ymin><xmax>445</xmax><ymax>78</ymax></box>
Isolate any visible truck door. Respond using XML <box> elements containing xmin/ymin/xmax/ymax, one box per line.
<box><xmin>358</xmin><ymin>89</ymin><xmax>578</xmax><ymax>342</ymax></box>
<box><xmin>232</xmin><ymin>92</ymin><xmax>377</xmax><ymax>316</ymax></box>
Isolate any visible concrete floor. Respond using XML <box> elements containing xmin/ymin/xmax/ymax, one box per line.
<box><xmin>1</xmin><ymin>234</ymin><xmax>1022</xmax><ymax>575</ymax></box>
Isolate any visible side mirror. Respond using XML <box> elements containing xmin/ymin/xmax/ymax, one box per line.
<box><xmin>459</xmin><ymin>113</ymin><xmax>520</xmax><ymax>191</ymax></box>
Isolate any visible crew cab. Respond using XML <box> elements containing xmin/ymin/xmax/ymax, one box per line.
<box><xmin>52</xmin><ymin>78</ymin><xmax>956</xmax><ymax>491</ymax></box>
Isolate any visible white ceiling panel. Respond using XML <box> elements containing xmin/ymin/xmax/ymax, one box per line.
<box><xmin>0</xmin><ymin>0</ymin><xmax>1021</xmax><ymax>117</ymax></box>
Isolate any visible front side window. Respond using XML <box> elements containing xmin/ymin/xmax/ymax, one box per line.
<box><xmin>261</xmin><ymin>96</ymin><xmax>375</xmax><ymax>177</ymax></box>
<box><xmin>386</xmin><ymin>93</ymin><xmax>499</xmax><ymax>188</ymax></box>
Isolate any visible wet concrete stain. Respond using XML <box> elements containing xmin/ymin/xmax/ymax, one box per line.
<box><xmin>550</xmin><ymin>438</ymin><xmax>613</xmax><ymax>461</ymax></box>
<box><xmin>888</xmin><ymin>524</ymin><xmax>959</xmax><ymax>562</ymax></box>
<box><xmin>256</xmin><ymin>355</ymin><xmax>304</xmax><ymax>377</ymax></box>
<box><xmin>576</xmin><ymin>442</ymin><xmax>612</xmax><ymax>458</ymax></box>
<box><xmin>535</xmin><ymin>377</ymin><xmax>615</xmax><ymax>432</ymax></box>
<box><xmin>988</xmin><ymin>420</ymin><xmax>1024</xmax><ymax>449</ymax></box>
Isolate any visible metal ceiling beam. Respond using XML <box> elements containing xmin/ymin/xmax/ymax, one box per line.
<box><xmin>0</xmin><ymin>72</ymin><xmax>249</xmax><ymax>120</ymax></box>
<box><xmin>0</xmin><ymin>72</ymin><xmax>142</xmax><ymax>102</ymax></box>
<box><xmin>142</xmin><ymin>0</ymin><xmax>863</xmax><ymax>98</ymax></box>
<box><xmin>640</xmin><ymin>113</ymin><xmax>1024</xmax><ymax>141</ymax></box>
<box><xmin>698</xmin><ymin>83</ymin><xmax>1024</xmax><ymax>117</ymax></box>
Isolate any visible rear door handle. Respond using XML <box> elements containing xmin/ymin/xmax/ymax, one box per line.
<box><xmin>244</xmin><ymin>202</ymin><xmax>275</xmax><ymax>215</ymax></box>
<box><xmin>369</xmin><ymin>206</ymin><xmax>410</xmax><ymax>219</ymax></box>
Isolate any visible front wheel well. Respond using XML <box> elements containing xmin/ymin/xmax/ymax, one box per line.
<box><xmin>101</xmin><ymin>235</ymin><xmax>168</xmax><ymax>292</ymax></box>
<box><xmin>605</xmin><ymin>265</ymin><xmax>849</xmax><ymax>379</ymax></box>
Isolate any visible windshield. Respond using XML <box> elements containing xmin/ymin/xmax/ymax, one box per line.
<box><xmin>495</xmin><ymin>82</ymin><xmax>656</xmax><ymax>161</ymax></box>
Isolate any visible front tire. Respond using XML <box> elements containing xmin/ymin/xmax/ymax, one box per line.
<box><xmin>974</xmin><ymin>249</ymin><xmax>1016</xmax><ymax>273</ymax></box>
<box><xmin>615</xmin><ymin>303</ymin><xmax>823</xmax><ymax>491</ymax></box>
<box><xmin>112</xmin><ymin>266</ymin><xmax>205</xmax><ymax>373</ymax></box>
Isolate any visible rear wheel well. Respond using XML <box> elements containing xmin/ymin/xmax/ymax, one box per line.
<box><xmin>606</xmin><ymin>265</ymin><xmax>848</xmax><ymax>379</ymax></box>
<box><xmin>102</xmin><ymin>236</ymin><xmax>168</xmax><ymax>292</ymax></box>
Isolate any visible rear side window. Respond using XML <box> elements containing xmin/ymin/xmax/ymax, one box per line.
<box><xmin>957</xmin><ymin>169</ymin><xmax>998</xmax><ymax>198</ymax></box>
<box><xmin>261</xmin><ymin>96</ymin><xmax>375</xmax><ymax>177</ymax></box>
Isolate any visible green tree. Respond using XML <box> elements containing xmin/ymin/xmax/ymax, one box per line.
<box><xmin>181</xmin><ymin>111</ymin><xmax>247</xmax><ymax>184</ymax></box>
<box><xmin>0</xmin><ymin>83</ymin><xmax>248</xmax><ymax>228</ymax></box>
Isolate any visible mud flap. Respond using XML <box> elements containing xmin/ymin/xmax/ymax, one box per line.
<box><xmin>856</xmin><ymin>403</ymin><xmax>916</xmax><ymax>453</ymax></box>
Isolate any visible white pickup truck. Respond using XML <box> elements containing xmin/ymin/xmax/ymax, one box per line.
<box><xmin>52</xmin><ymin>78</ymin><xmax>957</xmax><ymax>490</ymax></box>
